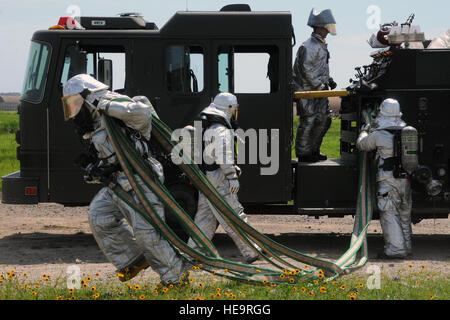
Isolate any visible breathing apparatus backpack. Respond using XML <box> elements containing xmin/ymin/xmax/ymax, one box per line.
<box><xmin>178</xmin><ymin>112</ymin><xmax>238</xmax><ymax>173</ymax></box>
<box><xmin>381</xmin><ymin>126</ymin><xmax>419</xmax><ymax>178</ymax></box>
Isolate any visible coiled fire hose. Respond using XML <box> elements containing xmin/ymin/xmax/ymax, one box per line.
<box><xmin>103</xmin><ymin>105</ymin><xmax>375</xmax><ymax>284</ymax></box>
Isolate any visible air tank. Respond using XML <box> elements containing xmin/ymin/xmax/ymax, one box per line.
<box><xmin>401</xmin><ymin>126</ymin><xmax>419</xmax><ymax>174</ymax></box>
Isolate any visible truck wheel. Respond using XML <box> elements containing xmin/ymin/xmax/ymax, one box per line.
<box><xmin>164</xmin><ymin>183</ymin><xmax>198</xmax><ymax>242</ymax></box>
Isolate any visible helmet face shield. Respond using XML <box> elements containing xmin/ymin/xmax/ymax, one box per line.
<box><xmin>232</xmin><ymin>104</ymin><xmax>239</xmax><ymax>121</ymax></box>
<box><xmin>62</xmin><ymin>94</ymin><xmax>84</xmax><ymax>121</ymax></box>
<box><xmin>325</xmin><ymin>24</ymin><xmax>336</xmax><ymax>35</ymax></box>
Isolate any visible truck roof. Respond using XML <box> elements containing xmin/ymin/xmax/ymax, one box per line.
<box><xmin>37</xmin><ymin>10</ymin><xmax>292</xmax><ymax>40</ymax></box>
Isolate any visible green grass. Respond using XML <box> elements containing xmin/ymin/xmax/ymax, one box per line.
<box><xmin>0</xmin><ymin>268</ymin><xmax>447</xmax><ymax>300</ymax></box>
<box><xmin>292</xmin><ymin>117</ymin><xmax>341</xmax><ymax>159</ymax></box>
<box><xmin>0</xmin><ymin>111</ymin><xmax>20</xmax><ymax>193</ymax></box>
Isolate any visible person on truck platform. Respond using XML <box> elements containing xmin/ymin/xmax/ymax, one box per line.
<box><xmin>293</xmin><ymin>8</ymin><xmax>337</xmax><ymax>162</ymax></box>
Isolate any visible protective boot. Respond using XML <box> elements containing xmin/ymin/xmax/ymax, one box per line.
<box><xmin>116</xmin><ymin>255</ymin><xmax>150</xmax><ymax>282</ymax></box>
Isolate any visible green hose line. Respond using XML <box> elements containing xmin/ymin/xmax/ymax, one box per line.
<box><xmin>335</xmin><ymin>109</ymin><xmax>375</xmax><ymax>272</ymax></box>
<box><xmin>150</xmin><ymin>115</ymin><xmax>343</xmax><ymax>276</ymax></box>
<box><xmin>105</xmin><ymin>115</ymin><xmax>312</xmax><ymax>285</ymax></box>
<box><xmin>102</xmin><ymin>106</ymin><xmax>376</xmax><ymax>284</ymax></box>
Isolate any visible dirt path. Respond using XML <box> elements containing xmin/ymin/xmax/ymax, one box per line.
<box><xmin>0</xmin><ymin>203</ymin><xmax>448</xmax><ymax>284</ymax></box>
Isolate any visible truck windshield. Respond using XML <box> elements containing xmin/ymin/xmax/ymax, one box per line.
<box><xmin>21</xmin><ymin>41</ymin><xmax>51</xmax><ymax>103</ymax></box>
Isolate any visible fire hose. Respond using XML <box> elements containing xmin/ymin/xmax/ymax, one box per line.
<box><xmin>103</xmin><ymin>102</ymin><xmax>374</xmax><ymax>284</ymax></box>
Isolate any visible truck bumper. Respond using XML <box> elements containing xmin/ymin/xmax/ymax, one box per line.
<box><xmin>1</xmin><ymin>171</ymin><xmax>39</xmax><ymax>204</ymax></box>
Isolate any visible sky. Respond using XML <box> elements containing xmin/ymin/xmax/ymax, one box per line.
<box><xmin>0</xmin><ymin>0</ymin><xmax>449</xmax><ymax>93</ymax></box>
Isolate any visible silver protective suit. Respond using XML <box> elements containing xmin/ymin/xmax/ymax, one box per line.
<box><xmin>187</xmin><ymin>105</ymin><xmax>259</xmax><ymax>262</ymax></box>
<box><xmin>356</xmin><ymin>116</ymin><xmax>412</xmax><ymax>257</ymax></box>
<box><xmin>65</xmin><ymin>76</ymin><xmax>186</xmax><ymax>283</ymax></box>
<box><xmin>293</xmin><ymin>33</ymin><xmax>332</xmax><ymax>158</ymax></box>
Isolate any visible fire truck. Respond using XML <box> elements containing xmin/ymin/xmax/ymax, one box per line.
<box><xmin>2</xmin><ymin>5</ymin><xmax>449</xmax><ymax>223</ymax></box>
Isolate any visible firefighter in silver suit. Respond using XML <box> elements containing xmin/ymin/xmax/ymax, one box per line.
<box><xmin>62</xmin><ymin>74</ymin><xmax>186</xmax><ymax>283</ymax></box>
<box><xmin>186</xmin><ymin>93</ymin><xmax>260</xmax><ymax>264</ymax></box>
<box><xmin>293</xmin><ymin>8</ymin><xmax>337</xmax><ymax>162</ymax></box>
<box><xmin>356</xmin><ymin>98</ymin><xmax>413</xmax><ymax>259</ymax></box>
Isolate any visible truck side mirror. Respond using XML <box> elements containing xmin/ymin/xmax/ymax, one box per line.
<box><xmin>98</xmin><ymin>58</ymin><xmax>113</xmax><ymax>89</ymax></box>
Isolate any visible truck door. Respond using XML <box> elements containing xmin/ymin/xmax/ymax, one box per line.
<box><xmin>157</xmin><ymin>42</ymin><xmax>211</xmax><ymax>129</ymax></box>
<box><xmin>212</xmin><ymin>42</ymin><xmax>293</xmax><ymax>204</ymax></box>
<box><xmin>48</xmin><ymin>39</ymin><xmax>131</xmax><ymax>205</ymax></box>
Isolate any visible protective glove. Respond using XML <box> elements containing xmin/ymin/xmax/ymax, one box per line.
<box><xmin>228</xmin><ymin>179</ymin><xmax>240</xmax><ymax>194</ymax></box>
<box><xmin>328</xmin><ymin>78</ymin><xmax>337</xmax><ymax>90</ymax></box>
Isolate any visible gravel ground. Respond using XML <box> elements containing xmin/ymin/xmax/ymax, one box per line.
<box><xmin>0</xmin><ymin>203</ymin><xmax>448</xmax><ymax>285</ymax></box>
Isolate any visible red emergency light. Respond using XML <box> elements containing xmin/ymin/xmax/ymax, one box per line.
<box><xmin>49</xmin><ymin>17</ymin><xmax>84</xmax><ymax>30</ymax></box>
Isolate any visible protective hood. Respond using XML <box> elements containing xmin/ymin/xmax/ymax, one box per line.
<box><xmin>63</xmin><ymin>74</ymin><xmax>109</xmax><ymax>98</ymax></box>
<box><xmin>307</xmin><ymin>8</ymin><xmax>336</xmax><ymax>35</ymax></box>
<box><xmin>201</xmin><ymin>105</ymin><xmax>232</xmax><ymax>127</ymax></box>
<box><xmin>62</xmin><ymin>74</ymin><xmax>109</xmax><ymax>121</ymax></box>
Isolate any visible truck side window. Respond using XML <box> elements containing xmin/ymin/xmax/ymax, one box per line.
<box><xmin>21</xmin><ymin>41</ymin><xmax>51</xmax><ymax>103</ymax></box>
<box><xmin>217</xmin><ymin>46</ymin><xmax>279</xmax><ymax>94</ymax></box>
<box><xmin>60</xmin><ymin>46</ymin><xmax>125</xmax><ymax>91</ymax></box>
<box><xmin>166</xmin><ymin>45</ymin><xmax>204</xmax><ymax>93</ymax></box>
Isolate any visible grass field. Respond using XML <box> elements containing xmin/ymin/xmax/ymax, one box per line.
<box><xmin>0</xmin><ymin>111</ymin><xmax>19</xmax><ymax>193</ymax></box>
<box><xmin>0</xmin><ymin>268</ymin><xmax>447</xmax><ymax>300</ymax></box>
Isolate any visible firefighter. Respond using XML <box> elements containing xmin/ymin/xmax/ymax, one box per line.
<box><xmin>61</xmin><ymin>74</ymin><xmax>187</xmax><ymax>284</ymax></box>
<box><xmin>293</xmin><ymin>8</ymin><xmax>337</xmax><ymax>162</ymax></box>
<box><xmin>356</xmin><ymin>98</ymin><xmax>413</xmax><ymax>259</ymax></box>
<box><xmin>186</xmin><ymin>92</ymin><xmax>260</xmax><ymax>264</ymax></box>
